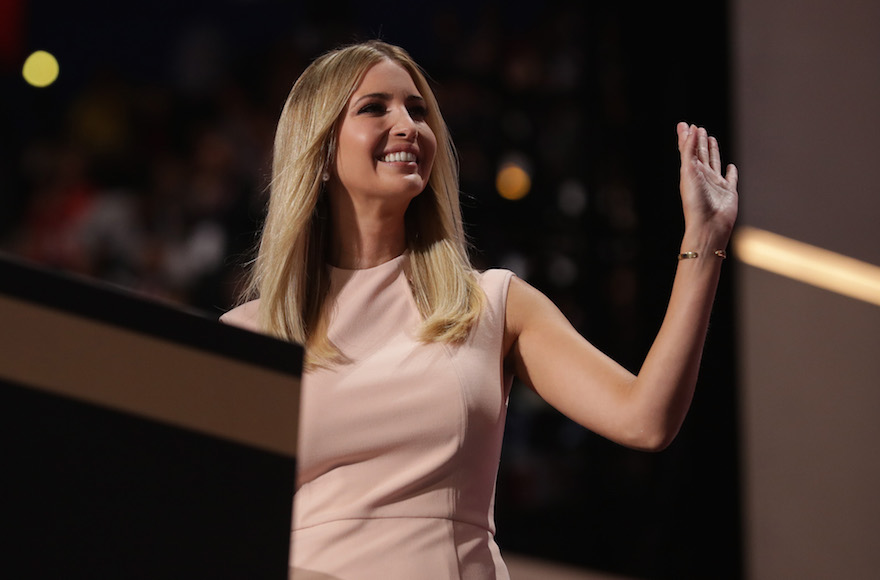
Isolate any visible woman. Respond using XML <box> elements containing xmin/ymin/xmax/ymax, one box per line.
<box><xmin>222</xmin><ymin>40</ymin><xmax>738</xmax><ymax>579</ymax></box>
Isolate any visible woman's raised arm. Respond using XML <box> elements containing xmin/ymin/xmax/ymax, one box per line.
<box><xmin>503</xmin><ymin>123</ymin><xmax>738</xmax><ymax>451</ymax></box>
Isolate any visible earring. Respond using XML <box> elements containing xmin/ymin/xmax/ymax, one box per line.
<box><xmin>322</xmin><ymin>171</ymin><xmax>330</xmax><ymax>182</ymax></box>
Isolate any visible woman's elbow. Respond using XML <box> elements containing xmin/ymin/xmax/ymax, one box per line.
<box><xmin>620</xmin><ymin>424</ymin><xmax>680</xmax><ymax>452</ymax></box>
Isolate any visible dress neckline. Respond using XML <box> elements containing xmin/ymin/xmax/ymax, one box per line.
<box><xmin>327</xmin><ymin>253</ymin><xmax>408</xmax><ymax>275</ymax></box>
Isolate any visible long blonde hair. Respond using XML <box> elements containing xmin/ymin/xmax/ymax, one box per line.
<box><xmin>242</xmin><ymin>40</ymin><xmax>483</xmax><ymax>368</ymax></box>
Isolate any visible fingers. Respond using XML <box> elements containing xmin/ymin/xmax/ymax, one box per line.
<box><xmin>676</xmin><ymin>121</ymin><xmax>690</xmax><ymax>151</ymax></box>
<box><xmin>696</xmin><ymin>126</ymin><xmax>709</xmax><ymax>165</ymax></box>
<box><xmin>676</xmin><ymin>122</ymin><xmax>706</xmax><ymax>162</ymax></box>
<box><xmin>709</xmin><ymin>136</ymin><xmax>721</xmax><ymax>173</ymax></box>
<box><xmin>677</xmin><ymin>122</ymin><xmax>728</xmax><ymax>176</ymax></box>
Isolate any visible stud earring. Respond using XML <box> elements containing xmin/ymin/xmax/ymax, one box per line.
<box><xmin>322</xmin><ymin>171</ymin><xmax>330</xmax><ymax>182</ymax></box>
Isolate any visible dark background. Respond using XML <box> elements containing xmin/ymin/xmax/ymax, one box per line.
<box><xmin>0</xmin><ymin>1</ymin><xmax>740</xmax><ymax>578</ymax></box>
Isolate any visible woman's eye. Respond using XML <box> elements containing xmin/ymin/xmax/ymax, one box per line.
<box><xmin>357</xmin><ymin>103</ymin><xmax>385</xmax><ymax>115</ymax></box>
<box><xmin>408</xmin><ymin>106</ymin><xmax>428</xmax><ymax>121</ymax></box>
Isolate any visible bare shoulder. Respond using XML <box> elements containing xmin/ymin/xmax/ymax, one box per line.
<box><xmin>503</xmin><ymin>276</ymin><xmax>570</xmax><ymax>358</ymax></box>
<box><xmin>505</xmin><ymin>276</ymin><xmax>564</xmax><ymax>332</ymax></box>
<box><xmin>219</xmin><ymin>299</ymin><xmax>262</xmax><ymax>333</ymax></box>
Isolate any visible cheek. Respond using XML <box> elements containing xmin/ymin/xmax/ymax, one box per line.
<box><xmin>337</xmin><ymin>132</ymin><xmax>376</xmax><ymax>174</ymax></box>
<box><xmin>421</xmin><ymin>132</ymin><xmax>438</xmax><ymax>174</ymax></box>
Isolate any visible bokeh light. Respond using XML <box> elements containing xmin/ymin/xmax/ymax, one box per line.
<box><xmin>22</xmin><ymin>50</ymin><xmax>60</xmax><ymax>87</ymax></box>
<box><xmin>496</xmin><ymin>162</ymin><xmax>531</xmax><ymax>201</ymax></box>
<box><xmin>557</xmin><ymin>179</ymin><xmax>588</xmax><ymax>217</ymax></box>
<box><xmin>547</xmin><ymin>253</ymin><xmax>578</xmax><ymax>287</ymax></box>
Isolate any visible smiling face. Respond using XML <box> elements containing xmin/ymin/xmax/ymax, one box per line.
<box><xmin>329</xmin><ymin>59</ymin><xmax>437</xmax><ymax>212</ymax></box>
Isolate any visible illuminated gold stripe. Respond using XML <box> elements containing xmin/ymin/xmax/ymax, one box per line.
<box><xmin>733</xmin><ymin>226</ymin><xmax>880</xmax><ymax>307</ymax></box>
<box><xmin>0</xmin><ymin>294</ymin><xmax>300</xmax><ymax>457</ymax></box>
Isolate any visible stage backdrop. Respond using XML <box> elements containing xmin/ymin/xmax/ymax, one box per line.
<box><xmin>733</xmin><ymin>1</ymin><xmax>880</xmax><ymax>578</ymax></box>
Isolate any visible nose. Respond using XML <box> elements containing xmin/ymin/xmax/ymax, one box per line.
<box><xmin>391</xmin><ymin>107</ymin><xmax>418</xmax><ymax>140</ymax></box>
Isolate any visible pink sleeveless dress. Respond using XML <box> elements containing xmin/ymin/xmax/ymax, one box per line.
<box><xmin>293</xmin><ymin>255</ymin><xmax>513</xmax><ymax>579</ymax></box>
<box><xmin>223</xmin><ymin>254</ymin><xmax>514</xmax><ymax>579</ymax></box>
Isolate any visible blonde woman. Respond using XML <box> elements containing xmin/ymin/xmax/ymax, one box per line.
<box><xmin>222</xmin><ymin>40</ymin><xmax>738</xmax><ymax>579</ymax></box>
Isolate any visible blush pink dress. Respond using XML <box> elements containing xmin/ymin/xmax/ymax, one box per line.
<box><xmin>224</xmin><ymin>254</ymin><xmax>514</xmax><ymax>579</ymax></box>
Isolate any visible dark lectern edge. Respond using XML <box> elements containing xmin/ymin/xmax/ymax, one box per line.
<box><xmin>0</xmin><ymin>255</ymin><xmax>302</xmax><ymax>378</ymax></box>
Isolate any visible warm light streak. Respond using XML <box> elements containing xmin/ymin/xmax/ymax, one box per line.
<box><xmin>733</xmin><ymin>226</ymin><xmax>880</xmax><ymax>307</ymax></box>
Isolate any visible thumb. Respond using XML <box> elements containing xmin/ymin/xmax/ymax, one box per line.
<box><xmin>725</xmin><ymin>163</ymin><xmax>739</xmax><ymax>189</ymax></box>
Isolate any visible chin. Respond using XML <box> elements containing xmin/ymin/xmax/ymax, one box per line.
<box><xmin>389</xmin><ymin>177</ymin><xmax>429</xmax><ymax>198</ymax></box>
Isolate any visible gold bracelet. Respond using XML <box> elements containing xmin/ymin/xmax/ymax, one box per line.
<box><xmin>677</xmin><ymin>249</ymin><xmax>727</xmax><ymax>260</ymax></box>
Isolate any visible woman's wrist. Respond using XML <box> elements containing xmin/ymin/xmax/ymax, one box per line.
<box><xmin>681</xmin><ymin>222</ymin><xmax>732</xmax><ymax>251</ymax></box>
<box><xmin>678</xmin><ymin>225</ymin><xmax>732</xmax><ymax>264</ymax></box>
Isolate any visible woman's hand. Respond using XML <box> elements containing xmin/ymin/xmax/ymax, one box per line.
<box><xmin>676</xmin><ymin>122</ymin><xmax>738</xmax><ymax>240</ymax></box>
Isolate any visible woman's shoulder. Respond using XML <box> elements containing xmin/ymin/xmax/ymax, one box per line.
<box><xmin>475</xmin><ymin>268</ymin><xmax>515</xmax><ymax>313</ymax></box>
<box><xmin>219</xmin><ymin>299</ymin><xmax>262</xmax><ymax>333</ymax></box>
<box><xmin>476</xmin><ymin>268</ymin><xmax>515</xmax><ymax>289</ymax></box>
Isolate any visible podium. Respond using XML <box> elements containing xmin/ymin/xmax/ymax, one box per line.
<box><xmin>0</xmin><ymin>257</ymin><xmax>302</xmax><ymax>579</ymax></box>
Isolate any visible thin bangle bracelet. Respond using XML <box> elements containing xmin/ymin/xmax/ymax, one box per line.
<box><xmin>678</xmin><ymin>250</ymin><xmax>727</xmax><ymax>260</ymax></box>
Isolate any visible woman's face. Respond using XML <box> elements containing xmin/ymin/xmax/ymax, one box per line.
<box><xmin>330</xmin><ymin>59</ymin><xmax>437</xmax><ymax>209</ymax></box>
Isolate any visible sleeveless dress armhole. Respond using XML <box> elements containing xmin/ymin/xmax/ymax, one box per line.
<box><xmin>219</xmin><ymin>299</ymin><xmax>262</xmax><ymax>333</ymax></box>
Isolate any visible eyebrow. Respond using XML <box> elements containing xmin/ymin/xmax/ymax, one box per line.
<box><xmin>352</xmin><ymin>92</ymin><xmax>426</xmax><ymax>106</ymax></box>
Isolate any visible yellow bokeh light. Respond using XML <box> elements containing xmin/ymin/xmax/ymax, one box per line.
<box><xmin>496</xmin><ymin>163</ymin><xmax>531</xmax><ymax>200</ymax></box>
<box><xmin>23</xmin><ymin>50</ymin><xmax>60</xmax><ymax>88</ymax></box>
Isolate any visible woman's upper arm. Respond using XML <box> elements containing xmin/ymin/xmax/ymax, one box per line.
<box><xmin>504</xmin><ymin>277</ymin><xmax>646</xmax><ymax>447</ymax></box>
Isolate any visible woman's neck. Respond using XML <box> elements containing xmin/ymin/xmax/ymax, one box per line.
<box><xmin>328</xmin><ymin>196</ymin><xmax>408</xmax><ymax>269</ymax></box>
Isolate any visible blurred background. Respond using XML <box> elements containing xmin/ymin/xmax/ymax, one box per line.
<box><xmin>2</xmin><ymin>1</ymin><xmax>878</xmax><ymax>579</ymax></box>
<box><xmin>0</xmin><ymin>0</ymin><xmax>741</xmax><ymax>578</ymax></box>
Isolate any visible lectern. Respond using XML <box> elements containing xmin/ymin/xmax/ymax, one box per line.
<box><xmin>0</xmin><ymin>256</ymin><xmax>302</xmax><ymax>579</ymax></box>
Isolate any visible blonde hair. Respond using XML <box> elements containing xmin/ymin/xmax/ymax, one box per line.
<box><xmin>242</xmin><ymin>40</ymin><xmax>483</xmax><ymax>368</ymax></box>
